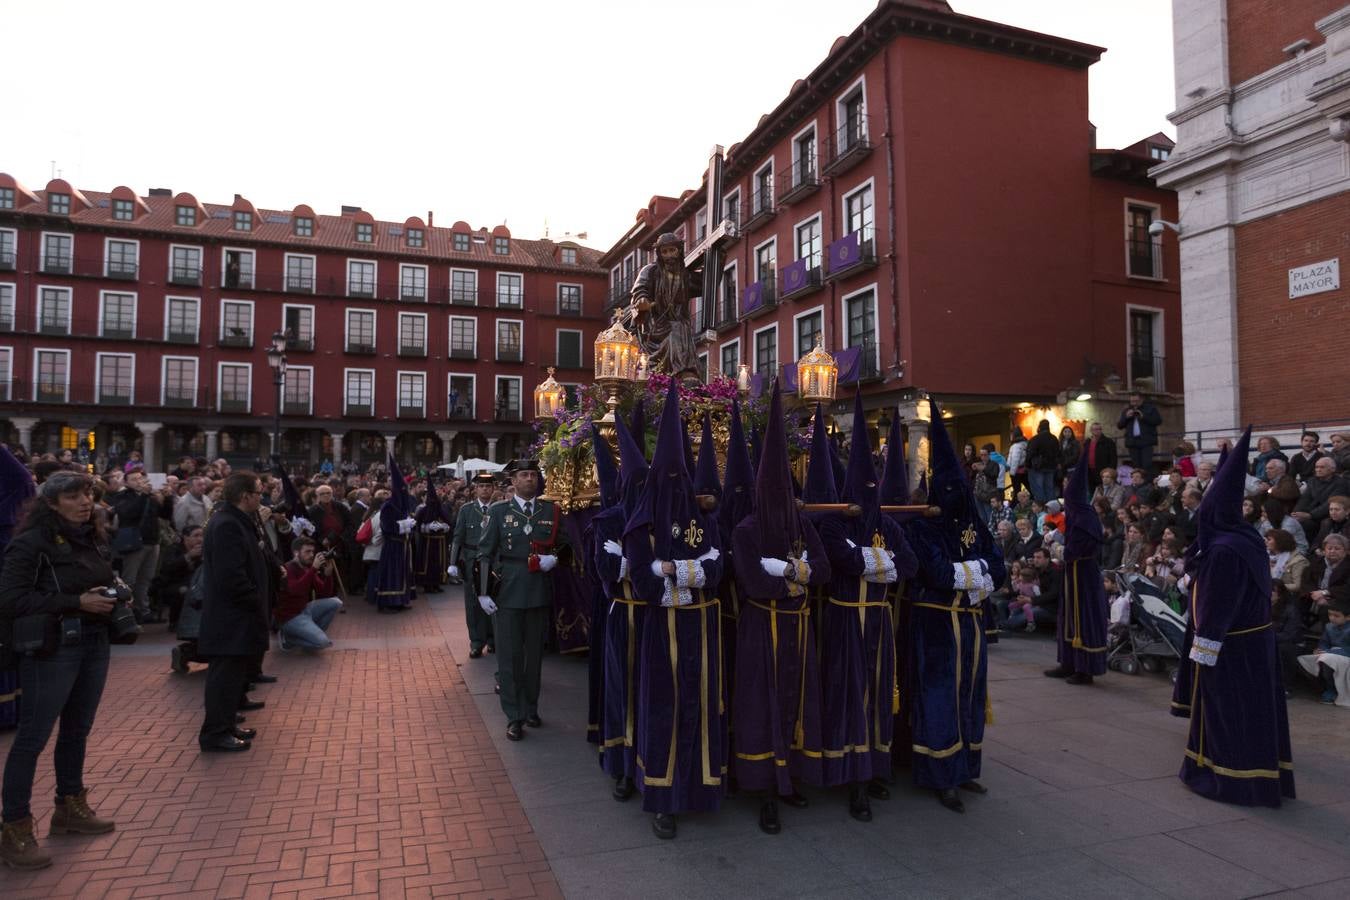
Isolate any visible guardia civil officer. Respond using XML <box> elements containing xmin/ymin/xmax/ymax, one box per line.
<box><xmin>449</xmin><ymin>473</ymin><xmax>497</xmax><ymax>658</ymax></box>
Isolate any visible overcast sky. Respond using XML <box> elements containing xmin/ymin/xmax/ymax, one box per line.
<box><xmin>7</xmin><ymin>0</ymin><xmax>1175</xmax><ymax>250</ymax></box>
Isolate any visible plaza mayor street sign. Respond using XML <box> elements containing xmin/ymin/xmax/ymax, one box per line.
<box><xmin>1288</xmin><ymin>257</ymin><xmax>1339</xmax><ymax>299</ymax></box>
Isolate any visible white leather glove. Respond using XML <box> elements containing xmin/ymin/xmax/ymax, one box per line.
<box><xmin>698</xmin><ymin>546</ymin><xmax>720</xmax><ymax>562</ymax></box>
<box><xmin>760</xmin><ymin>557</ymin><xmax>790</xmax><ymax>578</ymax></box>
<box><xmin>398</xmin><ymin>517</ymin><xmax>416</xmax><ymax>535</ymax></box>
<box><xmin>478</xmin><ymin>595</ymin><xmax>497</xmax><ymax>614</ymax></box>
<box><xmin>603</xmin><ymin>539</ymin><xmax>623</xmax><ymax>556</ymax></box>
<box><xmin>651</xmin><ymin>560</ymin><xmax>668</xmax><ymax>578</ymax></box>
<box><xmin>537</xmin><ymin>554</ymin><xmax>558</xmax><ymax>572</ymax></box>
<box><xmin>846</xmin><ymin>538</ymin><xmax>858</xmax><ymax>549</ymax></box>
<box><xmin>447</xmin><ymin>565</ymin><xmax>460</xmax><ymax>579</ymax></box>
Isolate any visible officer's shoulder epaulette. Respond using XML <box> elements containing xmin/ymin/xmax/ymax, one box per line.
<box><xmin>488</xmin><ymin>499</ymin><xmax>511</xmax><ymax>509</ymax></box>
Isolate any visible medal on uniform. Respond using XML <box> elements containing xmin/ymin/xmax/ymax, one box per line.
<box><xmin>523</xmin><ymin>524</ymin><xmax>533</xmax><ymax>535</ymax></box>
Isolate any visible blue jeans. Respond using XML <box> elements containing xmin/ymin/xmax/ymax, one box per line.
<box><xmin>1028</xmin><ymin>469</ymin><xmax>1057</xmax><ymax>503</ymax></box>
<box><xmin>1004</xmin><ymin>605</ymin><xmax>1057</xmax><ymax>631</ymax></box>
<box><xmin>279</xmin><ymin>597</ymin><xmax>344</xmax><ymax>650</ymax></box>
<box><xmin>2</xmin><ymin>625</ymin><xmax>110</xmax><ymax>822</ymax></box>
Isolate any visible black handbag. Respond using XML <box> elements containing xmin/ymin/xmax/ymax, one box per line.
<box><xmin>12</xmin><ymin>614</ymin><xmax>58</xmax><ymax>656</ymax></box>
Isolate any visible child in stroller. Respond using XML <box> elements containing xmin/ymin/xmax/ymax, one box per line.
<box><xmin>1107</xmin><ymin>569</ymin><xmax>1189</xmax><ymax>679</ymax></box>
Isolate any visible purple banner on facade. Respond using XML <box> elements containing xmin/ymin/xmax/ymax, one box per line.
<box><xmin>828</xmin><ymin>232</ymin><xmax>860</xmax><ymax>273</ymax></box>
<box><xmin>781</xmin><ymin>258</ymin><xmax>808</xmax><ymax>294</ymax></box>
<box><xmin>742</xmin><ymin>281</ymin><xmax>764</xmax><ymax>316</ymax></box>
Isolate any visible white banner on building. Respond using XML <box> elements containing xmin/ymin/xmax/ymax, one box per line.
<box><xmin>1288</xmin><ymin>258</ymin><xmax>1339</xmax><ymax>299</ymax></box>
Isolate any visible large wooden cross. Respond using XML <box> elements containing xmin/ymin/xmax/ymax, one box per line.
<box><xmin>682</xmin><ymin>145</ymin><xmax>737</xmax><ymax>339</ymax></box>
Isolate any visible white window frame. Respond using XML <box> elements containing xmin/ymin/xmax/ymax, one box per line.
<box><xmin>719</xmin><ymin>337</ymin><xmax>741</xmax><ymax>378</ymax></box>
<box><xmin>346</xmin><ymin>258</ymin><xmax>378</xmax><ymax>297</ymax></box>
<box><xmin>94</xmin><ymin>351</ymin><xmax>136</xmax><ymax>403</ymax></box>
<box><xmin>103</xmin><ymin>236</ymin><xmax>140</xmax><ymax>278</ymax></box>
<box><xmin>344</xmin><ymin>307</ymin><xmax>377</xmax><ymax>352</ymax></box>
<box><xmin>283</xmin><ymin>364</ymin><xmax>315</xmax><ymax>415</ymax></box>
<box><xmin>555</xmin><ymin>328</ymin><xmax>583</xmax><ymax>369</ymax></box>
<box><xmin>753</xmin><ymin>236</ymin><xmax>777</xmax><ymax>283</ymax></box>
<box><xmin>396</xmin><ymin>370</ymin><xmax>427</xmax><ymax>415</ymax></box>
<box><xmin>722</xmin><ymin>187</ymin><xmax>741</xmax><ymax>224</ymax></box>
<box><xmin>343</xmin><ymin>368</ymin><xmax>376</xmax><ymax>416</ymax></box>
<box><xmin>398</xmin><ymin>311</ymin><xmax>429</xmax><ymax>355</ymax></box>
<box><xmin>0</xmin><ymin>227</ymin><xmax>16</xmax><ymax>264</ymax></box>
<box><xmin>35</xmin><ymin>284</ymin><xmax>72</xmax><ymax>335</ymax></box>
<box><xmin>494</xmin><ymin>375</ymin><xmax>523</xmax><ymax>417</ymax></box>
<box><xmin>97</xmin><ymin>289</ymin><xmax>138</xmax><ymax>338</ymax></box>
<box><xmin>793</xmin><ymin>212</ymin><xmax>824</xmax><ymax>269</ymax></box>
<box><xmin>560</xmin><ymin>246</ymin><xmax>577</xmax><ymax>265</ymax></box>
<box><xmin>840</xmin><ymin>282</ymin><xmax>880</xmax><ymax>373</ymax></box>
<box><xmin>399</xmin><ymin>263</ymin><xmax>429</xmax><ymax>302</ymax></box>
<box><xmin>793</xmin><ymin>304</ymin><xmax>826</xmax><ymax>361</ymax></box>
<box><xmin>32</xmin><ymin>348</ymin><xmax>71</xmax><ymax>402</ymax></box>
<box><xmin>219</xmin><ymin>298</ymin><xmax>255</xmax><ymax>346</ymax></box>
<box><xmin>446</xmin><ymin>372</ymin><xmax>476</xmax><ymax>419</ymax></box>
<box><xmin>216</xmin><ymin>361</ymin><xmax>253</xmax><ymax>413</ymax></box>
<box><xmin>448</xmin><ymin>315</ymin><xmax>477</xmax><ymax>358</ymax></box>
<box><xmin>0</xmin><ymin>345</ymin><xmax>11</xmax><ymax>401</ymax></box>
<box><xmin>835</xmin><ymin>75</ymin><xmax>868</xmax><ymax>143</ymax></box>
<box><xmin>790</xmin><ymin>120</ymin><xmax>818</xmax><ymax>184</ymax></box>
<box><xmin>495</xmin><ymin>271</ymin><xmax>525</xmax><ymax>308</ymax></box>
<box><xmin>0</xmin><ymin>282</ymin><xmax>13</xmax><ymax>330</ymax></box>
<box><xmin>753</xmin><ymin>159</ymin><xmax>775</xmax><ymax>211</ymax></box>
<box><xmin>160</xmin><ymin>355</ymin><xmax>199</xmax><ymax>407</ymax></box>
<box><xmin>281</xmin><ymin>303</ymin><xmax>315</xmax><ymax>347</ymax></box>
<box><xmin>39</xmin><ymin>231</ymin><xmax>73</xmax><ymax>272</ymax></box>
<box><xmin>1123</xmin><ymin>198</ymin><xmax>1165</xmax><ymax>281</ymax></box>
<box><xmin>450</xmin><ymin>267</ymin><xmax>478</xmax><ymax>305</ymax></box>
<box><xmin>1125</xmin><ymin>303</ymin><xmax>1167</xmax><ymax>388</ymax></box>
<box><xmin>220</xmin><ymin>246</ymin><xmax>256</xmax><ymax>289</ymax></box>
<box><xmin>752</xmin><ymin>322</ymin><xmax>778</xmax><ymax>376</ymax></box>
<box><xmin>284</xmin><ymin>252</ymin><xmax>317</xmax><ymax>293</ymax></box>
<box><xmin>163</xmin><ymin>295</ymin><xmax>200</xmax><ymax>342</ymax></box>
<box><xmin>168</xmin><ymin>243</ymin><xmax>203</xmax><ymax>283</ymax></box>
<box><xmin>841</xmin><ymin>177</ymin><xmax>877</xmax><ymax>244</ymax></box>
<box><xmin>556</xmin><ymin>282</ymin><xmax>583</xmax><ymax>315</ymax></box>
<box><xmin>695</xmin><ymin>207</ymin><xmax>709</xmax><ymax>242</ymax></box>
<box><xmin>495</xmin><ymin>317</ymin><xmax>524</xmax><ymax>361</ymax></box>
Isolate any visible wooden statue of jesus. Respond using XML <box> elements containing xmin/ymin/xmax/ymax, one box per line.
<box><xmin>628</xmin><ymin>232</ymin><xmax>703</xmax><ymax>382</ymax></box>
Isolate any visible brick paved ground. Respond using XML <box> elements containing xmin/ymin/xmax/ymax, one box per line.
<box><xmin>0</xmin><ymin>589</ymin><xmax>560</xmax><ymax>900</ymax></box>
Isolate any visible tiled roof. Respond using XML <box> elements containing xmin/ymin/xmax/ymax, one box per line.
<box><xmin>0</xmin><ymin>176</ymin><xmax>606</xmax><ymax>275</ymax></box>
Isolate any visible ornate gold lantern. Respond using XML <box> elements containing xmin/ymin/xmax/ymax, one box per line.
<box><xmin>533</xmin><ymin>367</ymin><xmax>565</xmax><ymax>421</ymax></box>
<box><xmin>593</xmin><ymin>315</ymin><xmax>640</xmax><ymax>421</ymax></box>
<box><xmin>797</xmin><ymin>335</ymin><xmax>838</xmax><ymax>403</ymax></box>
<box><xmin>736</xmin><ymin>363</ymin><xmax>751</xmax><ymax>394</ymax></box>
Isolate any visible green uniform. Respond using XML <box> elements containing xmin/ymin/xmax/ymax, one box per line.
<box><xmin>452</xmin><ymin>499</ymin><xmax>497</xmax><ymax>652</ymax></box>
<box><xmin>476</xmin><ymin>495</ymin><xmax>566</xmax><ymax>724</ymax></box>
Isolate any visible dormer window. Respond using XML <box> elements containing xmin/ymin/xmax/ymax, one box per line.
<box><xmin>176</xmin><ymin>205</ymin><xmax>196</xmax><ymax>227</ymax></box>
<box><xmin>233</xmin><ymin>210</ymin><xmax>253</xmax><ymax>231</ymax></box>
<box><xmin>1149</xmin><ymin>145</ymin><xmax>1170</xmax><ymax>161</ymax></box>
<box><xmin>493</xmin><ymin>236</ymin><xmax>509</xmax><ymax>256</ymax></box>
<box><xmin>407</xmin><ymin>228</ymin><xmax>424</xmax><ymax>248</ymax></box>
<box><xmin>112</xmin><ymin>198</ymin><xmax>134</xmax><ymax>221</ymax></box>
<box><xmin>0</xmin><ymin>187</ymin><xmax>13</xmax><ymax>209</ymax></box>
<box><xmin>453</xmin><ymin>233</ymin><xmax>470</xmax><ymax>252</ymax></box>
<box><xmin>355</xmin><ymin>222</ymin><xmax>373</xmax><ymax>243</ymax></box>
<box><xmin>294</xmin><ymin>216</ymin><xmax>313</xmax><ymax>237</ymax></box>
<box><xmin>561</xmin><ymin>247</ymin><xmax>577</xmax><ymax>265</ymax></box>
<box><xmin>48</xmin><ymin>193</ymin><xmax>70</xmax><ymax>215</ymax></box>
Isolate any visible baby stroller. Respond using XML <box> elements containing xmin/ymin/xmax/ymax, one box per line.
<box><xmin>1106</xmin><ymin>570</ymin><xmax>1188</xmax><ymax>682</ymax></box>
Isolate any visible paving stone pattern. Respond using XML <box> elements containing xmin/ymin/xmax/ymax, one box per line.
<box><xmin>2</xmin><ymin>587</ymin><xmax>1348</xmax><ymax>899</ymax></box>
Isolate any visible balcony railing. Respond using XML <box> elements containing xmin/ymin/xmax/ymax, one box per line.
<box><xmin>348</xmin><ymin>281</ymin><xmax>376</xmax><ymax>299</ymax></box>
<box><xmin>400</xmin><ymin>286</ymin><xmax>427</xmax><ymax>302</ymax></box>
<box><xmin>218</xmin><ymin>398</ymin><xmax>249</xmax><ymax>413</ymax></box>
<box><xmin>101</xmin><ymin>322</ymin><xmax>135</xmax><ymax>340</ymax></box>
<box><xmin>38</xmin><ymin>316</ymin><xmax>71</xmax><ymax>336</ymax></box>
<box><xmin>105</xmin><ymin>261</ymin><xmax>139</xmax><ymax>280</ymax></box>
<box><xmin>494</xmin><ymin>405</ymin><xmax>522</xmax><ymax>423</ymax></box>
<box><xmin>98</xmin><ymin>391</ymin><xmax>133</xmax><ymax>406</ymax></box>
<box><xmin>777</xmin><ymin>159</ymin><xmax>820</xmax><ymax>205</ymax></box>
<box><xmin>220</xmin><ymin>331</ymin><xmax>253</xmax><ymax>348</ymax></box>
<box><xmin>397</xmin><ymin>403</ymin><xmax>426</xmax><ymax>419</ymax></box>
<box><xmin>0</xmin><ymin>311</ymin><xmax>13</xmax><ymax>332</ymax></box>
<box><xmin>222</xmin><ymin>271</ymin><xmax>254</xmax><ymax>290</ymax></box>
<box><xmin>714</xmin><ymin>293</ymin><xmax>739</xmax><ymax>332</ymax></box>
<box><xmin>0</xmin><ymin>250</ymin><xmax>15</xmax><ymax>271</ymax></box>
<box><xmin>345</xmin><ymin>402</ymin><xmax>373</xmax><ymax>417</ymax></box>
<box><xmin>821</xmin><ymin>115</ymin><xmax>872</xmax><ymax>176</ymax></box>
<box><xmin>496</xmin><ymin>345</ymin><xmax>523</xmax><ymax>362</ymax></box>
<box><xmin>1130</xmin><ymin>352</ymin><xmax>1167</xmax><ymax>392</ymax></box>
<box><xmin>449</xmin><ymin>345</ymin><xmax>476</xmax><ymax>360</ymax></box>
<box><xmin>1127</xmin><ymin>240</ymin><xmax>1164</xmax><ymax>279</ymax></box>
<box><xmin>0</xmin><ymin>381</ymin><xmax>215</xmax><ymax>411</ymax></box>
<box><xmin>285</xmin><ymin>274</ymin><xmax>314</xmax><ymax>292</ymax></box>
<box><xmin>346</xmin><ymin>341</ymin><xmax>377</xmax><ymax>355</ymax></box>
<box><xmin>780</xmin><ymin>259</ymin><xmax>822</xmax><ymax>299</ymax></box>
<box><xmin>166</xmin><ymin>328</ymin><xmax>198</xmax><ymax>344</ymax></box>
<box><xmin>162</xmin><ymin>389</ymin><xmax>199</xmax><ymax>409</ymax></box>
<box><xmin>285</xmin><ymin>336</ymin><xmax>314</xmax><ymax>352</ymax></box>
<box><xmin>496</xmin><ymin>292</ymin><xmax>524</xmax><ymax>308</ymax></box>
<box><xmin>824</xmin><ymin>232</ymin><xmax>877</xmax><ymax>280</ymax></box>
<box><xmin>398</xmin><ymin>342</ymin><xmax>428</xmax><ymax>358</ymax></box>
<box><xmin>745</xmin><ymin>186</ymin><xmax>776</xmax><ymax>230</ymax></box>
<box><xmin>283</xmin><ymin>400</ymin><xmax>311</xmax><ymax>415</ymax></box>
<box><xmin>41</xmin><ymin>255</ymin><xmax>72</xmax><ymax>275</ymax></box>
<box><xmin>169</xmin><ymin>265</ymin><xmax>202</xmax><ymax>286</ymax></box>
<box><xmin>449</xmin><ymin>286</ymin><xmax>478</xmax><ymax>306</ymax></box>
<box><xmin>741</xmin><ymin>272</ymin><xmax>776</xmax><ymax>319</ymax></box>
<box><xmin>607</xmin><ymin>277</ymin><xmax>634</xmax><ymax>310</ymax></box>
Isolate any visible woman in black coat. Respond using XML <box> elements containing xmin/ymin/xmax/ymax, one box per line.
<box><xmin>0</xmin><ymin>472</ymin><xmax>121</xmax><ymax>869</ymax></box>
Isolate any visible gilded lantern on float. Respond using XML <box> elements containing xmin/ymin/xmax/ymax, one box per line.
<box><xmin>593</xmin><ymin>315</ymin><xmax>639</xmax><ymax>423</ymax></box>
<box><xmin>797</xmin><ymin>335</ymin><xmax>838</xmax><ymax>403</ymax></box>
<box><xmin>533</xmin><ymin>367</ymin><xmax>565</xmax><ymax>420</ymax></box>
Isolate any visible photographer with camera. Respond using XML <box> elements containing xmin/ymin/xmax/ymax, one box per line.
<box><xmin>277</xmin><ymin>538</ymin><xmax>344</xmax><ymax>651</ymax></box>
<box><xmin>0</xmin><ymin>472</ymin><xmax>126</xmax><ymax>870</ymax></box>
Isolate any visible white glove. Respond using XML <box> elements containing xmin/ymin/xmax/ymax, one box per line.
<box><xmin>651</xmin><ymin>560</ymin><xmax>668</xmax><ymax>578</ymax></box>
<box><xmin>447</xmin><ymin>565</ymin><xmax>460</xmax><ymax>578</ymax></box>
<box><xmin>398</xmin><ymin>517</ymin><xmax>417</xmax><ymax>534</ymax></box>
<box><xmin>478</xmin><ymin>595</ymin><xmax>497</xmax><ymax>614</ymax></box>
<box><xmin>846</xmin><ymin>538</ymin><xmax>858</xmax><ymax>549</ymax></box>
<box><xmin>950</xmin><ymin>563</ymin><xmax>972</xmax><ymax>590</ymax></box>
<box><xmin>698</xmin><ymin>546</ymin><xmax>720</xmax><ymax>562</ymax></box>
<box><xmin>537</xmin><ymin>554</ymin><xmax>558</xmax><ymax>572</ymax></box>
<box><xmin>760</xmin><ymin>557</ymin><xmax>790</xmax><ymax>578</ymax></box>
<box><xmin>603</xmin><ymin>539</ymin><xmax>623</xmax><ymax>556</ymax></box>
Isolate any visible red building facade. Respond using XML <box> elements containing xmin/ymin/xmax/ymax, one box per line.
<box><xmin>0</xmin><ymin>175</ymin><xmax>607</xmax><ymax>470</ymax></box>
<box><xmin>601</xmin><ymin>0</ymin><xmax>1182</xmax><ymax>447</ymax></box>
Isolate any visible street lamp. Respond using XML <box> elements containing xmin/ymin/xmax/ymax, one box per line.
<box><xmin>266</xmin><ymin>329</ymin><xmax>287</xmax><ymax>462</ymax></box>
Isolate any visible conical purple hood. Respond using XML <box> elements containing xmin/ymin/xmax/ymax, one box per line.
<box><xmin>628</xmin><ymin>400</ymin><xmax>647</xmax><ymax>460</ymax></box>
<box><xmin>1064</xmin><ymin>443</ymin><xmax>1102</xmax><ymax>558</ymax></box>
<box><xmin>625</xmin><ymin>380</ymin><xmax>711</xmax><ymax>560</ymax></box>
<box><xmin>926</xmin><ymin>398</ymin><xmax>994</xmax><ymax>560</ymax></box>
<box><xmin>271</xmin><ymin>456</ymin><xmax>304</xmax><ymax>514</ymax></box>
<box><xmin>1191</xmin><ymin>427</ymin><xmax>1268</xmax><ymax>587</ymax></box>
<box><xmin>387</xmin><ymin>452</ymin><xmax>412</xmax><ymax>517</ymax></box>
<box><xmin>614</xmin><ymin>410</ymin><xmax>649</xmax><ymax>520</ymax></box>
<box><xmin>839</xmin><ymin>392</ymin><xmax>879</xmax><ymax>533</ymax></box>
<box><xmin>754</xmin><ymin>382</ymin><xmax>801</xmax><ymax>556</ymax></box>
<box><xmin>694</xmin><ymin>412</ymin><xmax>721</xmax><ymax>500</ymax></box>
<box><xmin>749</xmin><ymin>424</ymin><xmax>763</xmax><ymax>476</ymax></box>
<box><xmin>591</xmin><ymin>421</ymin><xmax>619</xmax><ymax>509</ymax></box>
<box><xmin>802</xmin><ymin>403</ymin><xmax>838</xmax><ymax>503</ymax></box>
<box><xmin>879</xmin><ymin>414</ymin><xmax>910</xmax><ymax>505</ymax></box>
<box><xmin>719</xmin><ymin>397</ymin><xmax>755</xmax><ymax>538</ymax></box>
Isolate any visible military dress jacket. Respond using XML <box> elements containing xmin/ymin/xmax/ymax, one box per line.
<box><xmin>451</xmin><ymin>500</ymin><xmax>495</xmax><ymax>567</ymax></box>
<box><xmin>476</xmin><ymin>498</ymin><xmax>566</xmax><ymax>611</ymax></box>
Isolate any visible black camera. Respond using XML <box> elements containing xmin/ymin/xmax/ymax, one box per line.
<box><xmin>103</xmin><ymin>583</ymin><xmax>142</xmax><ymax>643</ymax></box>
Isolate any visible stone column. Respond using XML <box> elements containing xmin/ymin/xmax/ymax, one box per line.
<box><xmin>203</xmin><ymin>430</ymin><xmax>219</xmax><ymax>461</ymax></box>
<box><xmin>329</xmin><ymin>432</ymin><xmax>344</xmax><ymax>466</ymax></box>
<box><xmin>436</xmin><ymin>430</ymin><xmax>458</xmax><ymax>466</ymax></box>
<box><xmin>10</xmin><ymin>417</ymin><xmax>38</xmax><ymax>454</ymax></box>
<box><xmin>486</xmin><ymin>436</ymin><xmax>499</xmax><ymax>463</ymax></box>
<box><xmin>135</xmin><ymin>421</ymin><xmax>164</xmax><ymax>472</ymax></box>
<box><xmin>895</xmin><ymin>398</ymin><xmax>930</xmax><ymax>498</ymax></box>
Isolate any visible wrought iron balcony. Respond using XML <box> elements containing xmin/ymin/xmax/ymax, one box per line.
<box><xmin>101</xmin><ymin>323</ymin><xmax>135</xmax><ymax>340</ymax></box>
<box><xmin>285</xmin><ymin>336</ymin><xmax>314</xmax><ymax>352</ymax></box>
<box><xmin>283</xmin><ymin>399</ymin><xmax>311</xmax><ymax>415</ymax></box>
<box><xmin>0</xmin><ymin>250</ymin><xmax>14</xmax><ymax>271</ymax></box>
<box><xmin>496</xmin><ymin>345</ymin><xmax>523</xmax><ymax>363</ymax></box>
<box><xmin>741</xmin><ymin>272</ymin><xmax>777</xmax><ymax>319</ymax></box>
<box><xmin>98</xmin><ymin>390</ymin><xmax>133</xmax><ymax>406</ymax></box>
<box><xmin>450</xmin><ymin>286</ymin><xmax>479</xmax><ymax>306</ymax></box>
<box><xmin>348</xmin><ymin>282</ymin><xmax>376</xmax><ymax>299</ymax></box>
<box><xmin>779</xmin><ymin>260</ymin><xmax>823</xmax><ymax>299</ymax></box>
<box><xmin>38</xmin><ymin>316</ymin><xmax>70</xmax><ymax>336</ymax></box>
<box><xmin>496</xmin><ymin>292</ymin><xmax>524</xmax><ymax>309</ymax></box>
<box><xmin>345</xmin><ymin>402</ymin><xmax>373</xmax><ymax>417</ymax></box>
<box><xmin>285</xmin><ymin>274</ymin><xmax>314</xmax><ymax>293</ymax></box>
<box><xmin>447</xmin><ymin>403</ymin><xmax>475</xmax><ymax>422</ymax></box>
<box><xmin>397</xmin><ymin>404</ymin><xmax>426</xmax><ymax>419</ymax></box>
<box><xmin>777</xmin><ymin>161</ymin><xmax>820</xmax><ymax>206</ymax></box>
<box><xmin>105</xmin><ymin>261</ymin><xmax>139</xmax><ymax>280</ymax></box>
<box><xmin>218</xmin><ymin>398</ymin><xmax>250</xmax><ymax>413</ymax></box>
<box><xmin>222</xmin><ymin>271</ymin><xmax>254</xmax><ymax>290</ymax></box>
<box><xmin>494</xmin><ymin>405</ymin><xmax>523</xmax><ymax>423</ymax></box>
<box><xmin>821</xmin><ymin>116</ymin><xmax>872</xmax><ymax>176</ymax></box>
<box><xmin>824</xmin><ymin>232</ymin><xmax>877</xmax><ymax>280</ymax></box>
<box><xmin>449</xmin><ymin>345</ymin><xmax>476</xmax><ymax>360</ymax></box>
<box><xmin>744</xmin><ymin>187</ymin><xmax>776</xmax><ymax>230</ymax></box>
<box><xmin>166</xmin><ymin>329</ymin><xmax>198</xmax><ymax>345</ymax></box>
<box><xmin>220</xmin><ymin>331</ymin><xmax>253</xmax><ymax>348</ymax></box>
<box><xmin>345</xmin><ymin>341</ymin><xmax>377</xmax><ymax>355</ymax></box>
<box><xmin>400</xmin><ymin>286</ymin><xmax>427</xmax><ymax>302</ymax></box>
<box><xmin>169</xmin><ymin>265</ymin><xmax>202</xmax><ymax>286</ymax></box>
<box><xmin>162</xmin><ymin>389</ymin><xmax>199</xmax><ymax>409</ymax></box>
<box><xmin>398</xmin><ymin>342</ymin><xmax>428</xmax><ymax>358</ymax></box>
<box><xmin>41</xmin><ymin>255</ymin><xmax>72</xmax><ymax>275</ymax></box>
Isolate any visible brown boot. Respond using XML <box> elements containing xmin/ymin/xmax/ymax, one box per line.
<box><xmin>50</xmin><ymin>788</ymin><xmax>116</xmax><ymax>836</ymax></box>
<box><xmin>0</xmin><ymin>817</ymin><xmax>53</xmax><ymax>870</ymax></box>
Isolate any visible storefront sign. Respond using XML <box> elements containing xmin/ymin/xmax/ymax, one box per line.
<box><xmin>1288</xmin><ymin>258</ymin><xmax>1339</xmax><ymax>299</ymax></box>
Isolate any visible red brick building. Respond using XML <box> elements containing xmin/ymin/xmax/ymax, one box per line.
<box><xmin>602</xmin><ymin>0</ymin><xmax>1182</xmax><ymax>450</ymax></box>
<box><xmin>0</xmin><ymin>175</ymin><xmax>607</xmax><ymax>470</ymax></box>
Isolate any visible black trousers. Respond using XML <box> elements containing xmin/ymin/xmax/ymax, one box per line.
<box><xmin>201</xmin><ymin>655</ymin><xmax>251</xmax><ymax>741</ymax></box>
